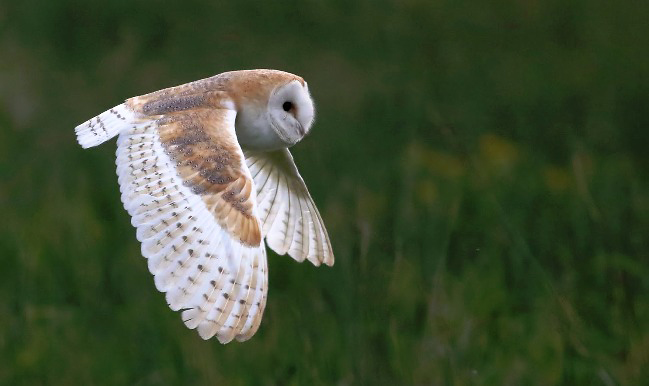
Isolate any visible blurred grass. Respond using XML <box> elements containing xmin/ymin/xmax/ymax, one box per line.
<box><xmin>1</xmin><ymin>0</ymin><xmax>648</xmax><ymax>384</ymax></box>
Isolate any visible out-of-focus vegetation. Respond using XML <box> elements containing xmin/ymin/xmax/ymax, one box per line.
<box><xmin>1</xmin><ymin>1</ymin><xmax>648</xmax><ymax>384</ymax></box>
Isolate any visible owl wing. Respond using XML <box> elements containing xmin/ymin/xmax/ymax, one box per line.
<box><xmin>244</xmin><ymin>149</ymin><xmax>334</xmax><ymax>266</ymax></box>
<box><xmin>76</xmin><ymin>98</ymin><xmax>267</xmax><ymax>343</ymax></box>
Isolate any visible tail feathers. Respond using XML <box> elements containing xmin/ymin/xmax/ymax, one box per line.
<box><xmin>75</xmin><ymin>103</ymin><xmax>135</xmax><ymax>148</ymax></box>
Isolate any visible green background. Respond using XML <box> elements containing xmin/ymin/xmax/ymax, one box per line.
<box><xmin>1</xmin><ymin>1</ymin><xmax>648</xmax><ymax>384</ymax></box>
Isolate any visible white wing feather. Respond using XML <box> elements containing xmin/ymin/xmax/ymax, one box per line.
<box><xmin>75</xmin><ymin>104</ymin><xmax>134</xmax><ymax>148</ymax></box>
<box><xmin>119</xmin><ymin>117</ymin><xmax>266</xmax><ymax>343</ymax></box>
<box><xmin>77</xmin><ymin>105</ymin><xmax>268</xmax><ymax>343</ymax></box>
<box><xmin>245</xmin><ymin>149</ymin><xmax>334</xmax><ymax>266</ymax></box>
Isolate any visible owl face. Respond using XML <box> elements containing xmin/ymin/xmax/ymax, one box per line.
<box><xmin>235</xmin><ymin>76</ymin><xmax>315</xmax><ymax>151</ymax></box>
<box><xmin>268</xmin><ymin>80</ymin><xmax>315</xmax><ymax>145</ymax></box>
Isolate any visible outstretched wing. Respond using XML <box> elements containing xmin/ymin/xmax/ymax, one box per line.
<box><xmin>77</xmin><ymin>93</ymin><xmax>268</xmax><ymax>343</ymax></box>
<box><xmin>244</xmin><ymin>149</ymin><xmax>334</xmax><ymax>267</ymax></box>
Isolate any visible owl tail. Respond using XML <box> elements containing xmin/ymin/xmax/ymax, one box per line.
<box><xmin>75</xmin><ymin>103</ymin><xmax>135</xmax><ymax>149</ymax></box>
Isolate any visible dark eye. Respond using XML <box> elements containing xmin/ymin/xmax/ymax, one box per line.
<box><xmin>282</xmin><ymin>101</ymin><xmax>293</xmax><ymax>112</ymax></box>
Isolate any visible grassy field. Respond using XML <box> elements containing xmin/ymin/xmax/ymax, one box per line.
<box><xmin>1</xmin><ymin>1</ymin><xmax>648</xmax><ymax>384</ymax></box>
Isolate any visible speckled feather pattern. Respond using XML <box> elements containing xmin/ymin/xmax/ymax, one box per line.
<box><xmin>114</xmin><ymin>119</ymin><xmax>267</xmax><ymax>342</ymax></box>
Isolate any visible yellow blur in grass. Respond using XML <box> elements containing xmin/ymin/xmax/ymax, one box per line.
<box><xmin>478</xmin><ymin>133</ymin><xmax>520</xmax><ymax>176</ymax></box>
<box><xmin>543</xmin><ymin>166</ymin><xmax>573</xmax><ymax>193</ymax></box>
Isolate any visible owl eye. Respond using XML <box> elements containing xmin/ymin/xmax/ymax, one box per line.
<box><xmin>282</xmin><ymin>101</ymin><xmax>293</xmax><ymax>112</ymax></box>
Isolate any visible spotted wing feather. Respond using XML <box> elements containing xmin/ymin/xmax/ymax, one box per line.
<box><xmin>107</xmin><ymin>103</ymin><xmax>268</xmax><ymax>343</ymax></box>
<box><xmin>75</xmin><ymin>104</ymin><xmax>134</xmax><ymax>148</ymax></box>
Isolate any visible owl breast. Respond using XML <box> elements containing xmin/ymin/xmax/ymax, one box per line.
<box><xmin>235</xmin><ymin>107</ymin><xmax>288</xmax><ymax>151</ymax></box>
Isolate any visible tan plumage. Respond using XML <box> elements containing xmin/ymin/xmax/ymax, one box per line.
<box><xmin>75</xmin><ymin>69</ymin><xmax>333</xmax><ymax>343</ymax></box>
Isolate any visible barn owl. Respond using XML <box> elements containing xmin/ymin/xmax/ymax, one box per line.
<box><xmin>74</xmin><ymin>69</ymin><xmax>333</xmax><ymax>343</ymax></box>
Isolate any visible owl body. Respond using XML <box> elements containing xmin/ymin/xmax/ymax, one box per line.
<box><xmin>75</xmin><ymin>69</ymin><xmax>332</xmax><ymax>343</ymax></box>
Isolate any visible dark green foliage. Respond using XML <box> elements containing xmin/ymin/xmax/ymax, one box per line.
<box><xmin>1</xmin><ymin>1</ymin><xmax>647</xmax><ymax>384</ymax></box>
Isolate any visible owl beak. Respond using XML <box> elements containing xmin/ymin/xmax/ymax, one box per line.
<box><xmin>296</xmin><ymin>123</ymin><xmax>305</xmax><ymax>137</ymax></box>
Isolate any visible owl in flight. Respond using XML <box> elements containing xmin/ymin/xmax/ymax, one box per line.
<box><xmin>75</xmin><ymin>69</ymin><xmax>333</xmax><ymax>343</ymax></box>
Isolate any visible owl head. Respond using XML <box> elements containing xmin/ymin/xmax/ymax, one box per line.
<box><xmin>231</xmin><ymin>70</ymin><xmax>315</xmax><ymax>151</ymax></box>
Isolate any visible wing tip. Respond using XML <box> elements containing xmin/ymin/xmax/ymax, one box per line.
<box><xmin>323</xmin><ymin>254</ymin><xmax>335</xmax><ymax>267</ymax></box>
<box><xmin>74</xmin><ymin>103</ymin><xmax>134</xmax><ymax>148</ymax></box>
<box><xmin>306</xmin><ymin>251</ymin><xmax>334</xmax><ymax>267</ymax></box>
